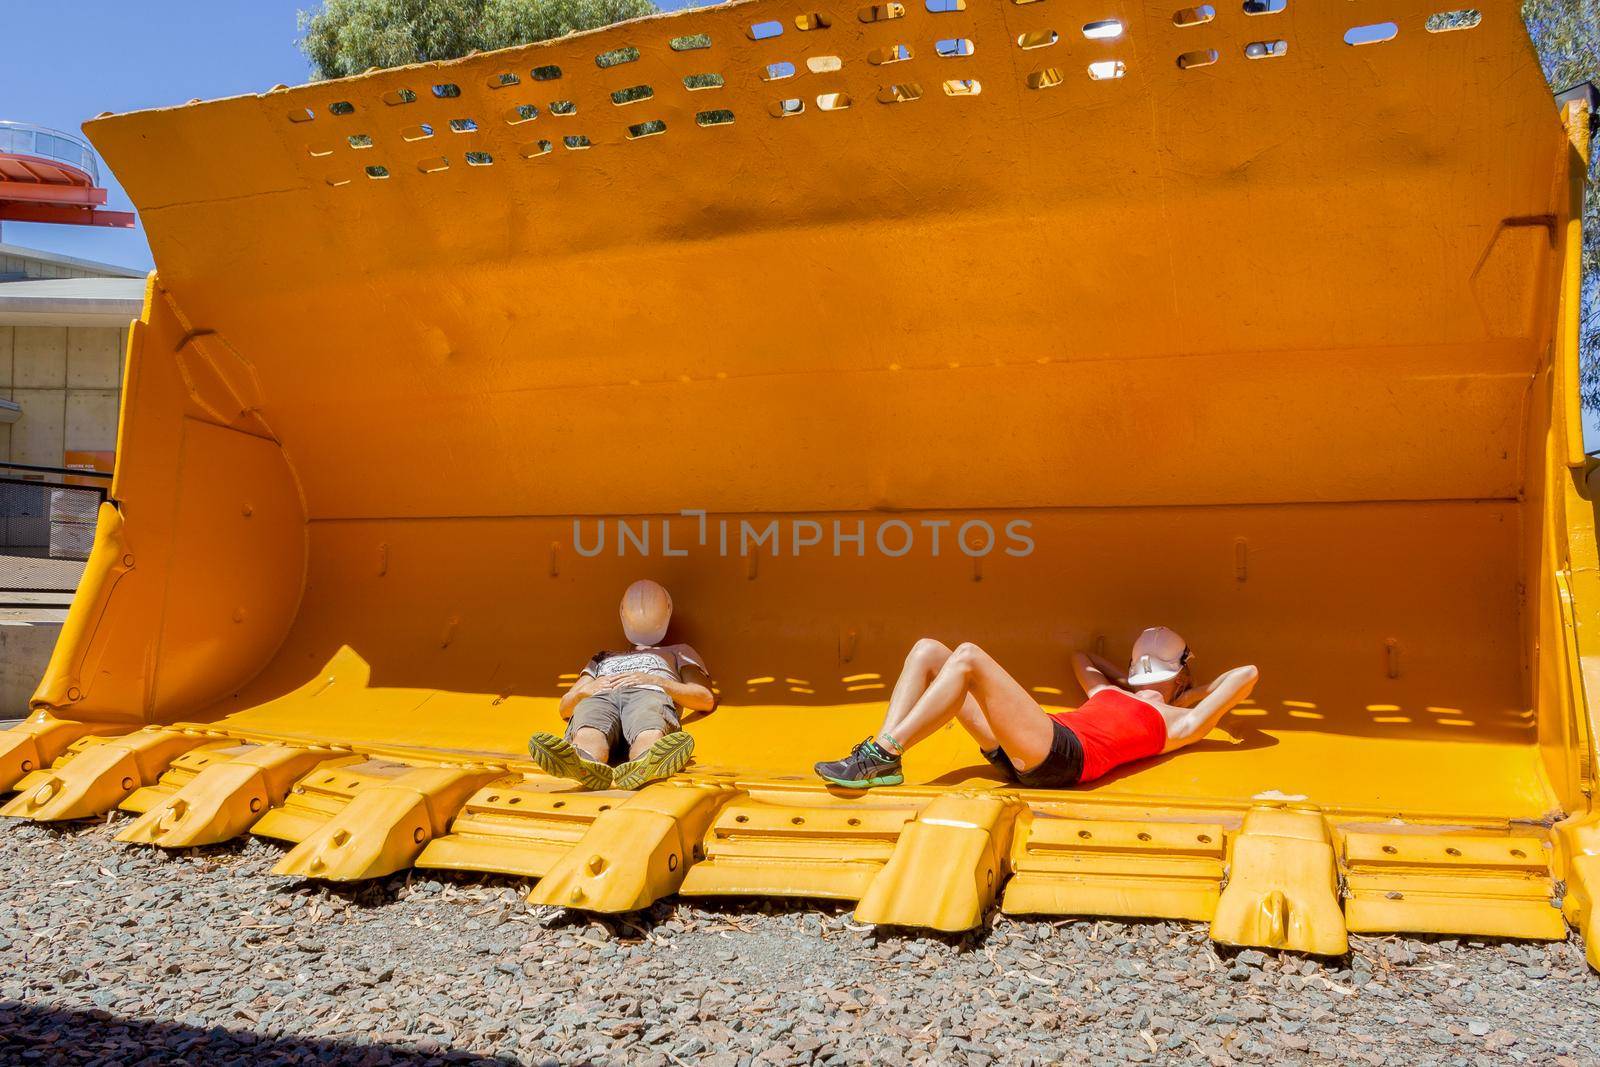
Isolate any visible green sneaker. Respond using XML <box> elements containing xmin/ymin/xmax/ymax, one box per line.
<box><xmin>612</xmin><ymin>733</ymin><xmax>696</xmax><ymax>791</ymax></box>
<box><xmin>526</xmin><ymin>732</ymin><xmax>613</xmax><ymax>790</ymax></box>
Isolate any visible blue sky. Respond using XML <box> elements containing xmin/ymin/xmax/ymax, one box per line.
<box><xmin>2</xmin><ymin>2</ymin><xmax>310</xmax><ymax>270</ymax></box>
<box><xmin>0</xmin><ymin>0</ymin><xmax>700</xmax><ymax>272</ymax></box>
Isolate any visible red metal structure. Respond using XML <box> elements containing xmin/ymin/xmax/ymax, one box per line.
<box><xmin>0</xmin><ymin>121</ymin><xmax>133</xmax><ymax>229</ymax></box>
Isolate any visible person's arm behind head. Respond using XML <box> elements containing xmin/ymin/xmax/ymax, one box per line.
<box><xmin>1162</xmin><ymin>665</ymin><xmax>1260</xmax><ymax>749</ymax></box>
<box><xmin>1072</xmin><ymin>651</ymin><xmax>1124</xmax><ymax>697</ymax></box>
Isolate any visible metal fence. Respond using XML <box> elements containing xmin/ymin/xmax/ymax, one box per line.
<box><xmin>1</xmin><ymin>463</ymin><xmax>111</xmax><ymax>601</ymax></box>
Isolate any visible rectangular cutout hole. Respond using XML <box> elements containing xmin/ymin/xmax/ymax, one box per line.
<box><xmin>488</xmin><ymin>72</ymin><xmax>520</xmax><ymax>88</ymax></box>
<box><xmin>1176</xmin><ymin>48</ymin><xmax>1219</xmax><ymax>69</ymax></box>
<box><xmin>449</xmin><ymin>118</ymin><xmax>479</xmax><ymax>133</ymax></box>
<box><xmin>857</xmin><ymin>3</ymin><xmax>905</xmax><ymax>22</ymax></box>
<box><xmin>381</xmin><ymin>89</ymin><xmax>416</xmax><ymax>106</ymax></box>
<box><xmin>796</xmin><ymin>13</ymin><xmax>832</xmax><ymax>29</ymax></box>
<box><xmin>769</xmin><ymin>97</ymin><xmax>805</xmax><ymax>116</ymax></box>
<box><xmin>519</xmin><ymin>140</ymin><xmax>553</xmax><ymax>158</ymax></box>
<box><xmin>696</xmin><ymin>108</ymin><xmax>735</xmax><ymax>126</ymax></box>
<box><xmin>550</xmin><ymin>100</ymin><xmax>577</xmax><ymax>116</ymax></box>
<box><xmin>627</xmin><ymin>119</ymin><xmax>667</xmax><ymax>139</ymax></box>
<box><xmin>531</xmin><ymin>65</ymin><xmax>563</xmax><ymax>81</ymax></box>
<box><xmin>926</xmin><ymin>0</ymin><xmax>965</xmax><ymax>10</ymax></box>
<box><xmin>1426</xmin><ymin>9</ymin><xmax>1482</xmax><ymax>31</ymax></box>
<box><xmin>1082</xmin><ymin>19</ymin><xmax>1123</xmax><ymax>40</ymax></box>
<box><xmin>816</xmin><ymin>92</ymin><xmax>852</xmax><ymax>111</ymax></box>
<box><xmin>417</xmin><ymin>156</ymin><xmax>449</xmax><ymax>173</ymax></box>
<box><xmin>347</xmin><ymin>133</ymin><xmax>373</xmax><ymax>149</ymax></box>
<box><xmin>685</xmin><ymin>73</ymin><xmax>725</xmax><ymax>89</ymax></box>
<box><xmin>465</xmin><ymin>151</ymin><xmax>493</xmax><ymax>166</ymax></box>
<box><xmin>1345</xmin><ymin>22</ymin><xmax>1398</xmax><ymax>45</ymax></box>
<box><xmin>596</xmin><ymin>46</ymin><xmax>640</xmax><ymax>68</ymax></box>
<box><xmin>876</xmin><ymin>82</ymin><xmax>923</xmax><ymax>102</ymax></box>
<box><xmin>1087</xmin><ymin>59</ymin><xmax>1125</xmax><ymax>79</ymax></box>
<box><xmin>1242</xmin><ymin>0</ymin><xmax>1285</xmax><ymax>12</ymax></box>
<box><xmin>765</xmin><ymin>60</ymin><xmax>797</xmax><ymax>80</ymax></box>
<box><xmin>1243</xmin><ymin>39</ymin><xmax>1288</xmax><ymax>58</ymax></box>
<box><xmin>749</xmin><ymin>19</ymin><xmax>785</xmax><ymax>39</ymax></box>
<box><xmin>401</xmin><ymin>123</ymin><xmax>435</xmax><ymax>141</ymax></box>
<box><xmin>942</xmin><ymin>78</ymin><xmax>981</xmax><ymax>96</ymax></box>
<box><xmin>868</xmin><ymin>44</ymin><xmax>913</xmax><ymax>64</ymax></box>
<box><xmin>670</xmin><ymin>33</ymin><xmax>712</xmax><ymax>50</ymax></box>
<box><xmin>1026</xmin><ymin>66</ymin><xmax>1064</xmax><ymax>89</ymax></box>
<box><xmin>563</xmin><ymin>134</ymin><xmax>592</xmax><ymax>149</ymax></box>
<box><xmin>612</xmin><ymin>85</ymin><xmax>654</xmax><ymax>105</ymax></box>
<box><xmin>1016</xmin><ymin>29</ymin><xmax>1059</xmax><ymax>50</ymax></box>
<box><xmin>936</xmin><ymin>38</ymin><xmax>975</xmax><ymax>57</ymax></box>
<box><xmin>1173</xmin><ymin>4</ymin><xmax>1215</xmax><ymax>26</ymax></box>
<box><xmin>431</xmin><ymin>84</ymin><xmax>460</xmax><ymax>99</ymax></box>
<box><xmin>504</xmin><ymin>105</ymin><xmax>538</xmax><ymax>124</ymax></box>
<box><xmin>329</xmin><ymin>101</ymin><xmax>356</xmax><ymax>115</ymax></box>
<box><xmin>289</xmin><ymin>108</ymin><xmax>315</xmax><ymax>123</ymax></box>
<box><xmin>807</xmin><ymin>55</ymin><xmax>844</xmax><ymax>73</ymax></box>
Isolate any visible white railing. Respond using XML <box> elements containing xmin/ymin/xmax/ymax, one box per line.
<box><xmin>0</xmin><ymin>120</ymin><xmax>99</xmax><ymax>184</ymax></box>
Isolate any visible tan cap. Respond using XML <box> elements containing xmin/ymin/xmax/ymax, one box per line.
<box><xmin>620</xmin><ymin>579</ymin><xmax>673</xmax><ymax>646</ymax></box>
<box><xmin>1127</xmin><ymin>626</ymin><xmax>1190</xmax><ymax>686</ymax></box>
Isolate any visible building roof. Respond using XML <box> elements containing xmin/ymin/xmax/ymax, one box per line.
<box><xmin>0</xmin><ymin>241</ymin><xmax>145</xmax><ymax>279</ymax></box>
<box><xmin>0</xmin><ymin>276</ymin><xmax>144</xmax><ymax>326</ymax></box>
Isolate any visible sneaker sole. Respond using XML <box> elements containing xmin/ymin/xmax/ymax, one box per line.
<box><xmin>527</xmin><ymin>733</ymin><xmax>612</xmax><ymax>790</ymax></box>
<box><xmin>613</xmin><ymin>733</ymin><xmax>696</xmax><ymax>790</ymax></box>
<box><xmin>817</xmin><ymin>771</ymin><xmax>905</xmax><ymax>789</ymax></box>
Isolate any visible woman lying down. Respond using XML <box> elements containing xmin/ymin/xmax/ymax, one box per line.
<box><xmin>814</xmin><ymin>627</ymin><xmax>1259</xmax><ymax>789</ymax></box>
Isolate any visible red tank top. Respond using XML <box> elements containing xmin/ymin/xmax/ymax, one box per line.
<box><xmin>1049</xmin><ymin>688</ymin><xmax>1169</xmax><ymax>783</ymax></box>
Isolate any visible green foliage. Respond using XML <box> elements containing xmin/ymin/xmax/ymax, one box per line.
<box><xmin>1523</xmin><ymin>1</ymin><xmax>1600</xmax><ymax>412</ymax></box>
<box><xmin>297</xmin><ymin>0</ymin><xmax>659</xmax><ymax>81</ymax></box>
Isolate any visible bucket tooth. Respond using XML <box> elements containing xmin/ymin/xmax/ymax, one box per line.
<box><xmin>272</xmin><ymin>765</ymin><xmax>500</xmax><ymax>880</ymax></box>
<box><xmin>0</xmin><ymin>728</ymin><xmax>214</xmax><ymax>822</ymax></box>
<box><xmin>417</xmin><ymin>774</ymin><xmax>623</xmax><ymax>878</ymax></box>
<box><xmin>679</xmin><ymin>788</ymin><xmax>921</xmax><ymax>902</ymax></box>
<box><xmin>854</xmin><ymin>792</ymin><xmax>1021</xmax><ymax>932</ymax></box>
<box><xmin>0</xmin><ymin>716</ymin><xmax>132</xmax><ymax>793</ymax></box>
<box><xmin>1556</xmin><ymin>816</ymin><xmax>1600</xmax><ymax>972</ymax></box>
<box><xmin>1339</xmin><ymin>826</ymin><xmax>1564</xmax><ymax>940</ymax></box>
<box><xmin>526</xmin><ymin>781</ymin><xmax>738</xmax><ymax>912</ymax></box>
<box><xmin>1002</xmin><ymin>810</ymin><xmax>1227</xmax><ymax>921</ymax></box>
<box><xmin>1211</xmin><ymin>804</ymin><xmax>1347</xmax><ymax>956</ymax></box>
<box><xmin>117</xmin><ymin>744</ymin><xmax>347</xmax><ymax>847</ymax></box>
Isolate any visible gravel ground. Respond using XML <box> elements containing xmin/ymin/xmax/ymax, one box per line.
<box><xmin>1</xmin><ymin>815</ymin><xmax>1597</xmax><ymax>1066</ymax></box>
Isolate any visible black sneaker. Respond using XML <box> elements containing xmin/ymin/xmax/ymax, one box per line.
<box><xmin>814</xmin><ymin>737</ymin><xmax>904</xmax><ymax>788</ymax></box>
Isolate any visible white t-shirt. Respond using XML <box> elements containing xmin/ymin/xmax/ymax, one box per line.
<box><xmin>580</xmin><ymin>644</ymin><xmax>710</xmax><ymax>697</ymax></box>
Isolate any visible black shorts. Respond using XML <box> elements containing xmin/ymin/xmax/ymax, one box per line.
<box><xmin>981</xmin><ymin>721</ymin><xmax>1085</xmax><ymax>788</ymax></box>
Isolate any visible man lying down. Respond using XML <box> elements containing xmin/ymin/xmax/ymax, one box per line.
<box><xmin>815</xmin><ymin>627</ymin><xmax>1259</xmax><ymax>789</ymax></box>
<box><xmin>526</xmin><ymin>580</ymin><xmax>715</xmax><ymax>791</ymax></box>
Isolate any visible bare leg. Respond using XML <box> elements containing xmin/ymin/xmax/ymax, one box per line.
<box><xmin>628</xmin><ymin>728</ymin><xmax>664</xmax><ymax>760</ymax></box>
<box><xmin>881</xmin><ymin>643</ymin><xmax>1056</xmax><ymax>770</ymax></box>
<box><xmin>572</xmin><ymin>726</ymin><xmax>610</xmax><ymax>763</ymax></box>
<box><xmin>952</xmin><ymin>693</ymin><xmax>999</xmax><ymax>751</ymax></box>
<box><xmin>877</xmin><ymin>639</ymin><xmax>955</xmax><ymax>745</ymax></box>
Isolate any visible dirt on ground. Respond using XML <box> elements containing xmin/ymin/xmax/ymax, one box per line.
<box><xmin>0</xmin><ymin>815</ymin><xmax>1596</xmax><ymax>1066</ymax></box>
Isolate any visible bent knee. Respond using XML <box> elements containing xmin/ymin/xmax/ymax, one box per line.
<box><xmin>908</xmin><ymin>637</ymin><xmax>953</xmax><ymax>668</ymax></box>
<box><xmin>949</xmin><ymin>642</ymin><xmax>993</xmax><ymax>672</ymax></box>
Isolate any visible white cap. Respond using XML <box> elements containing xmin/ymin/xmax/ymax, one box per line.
<box><xmin>1127</xmin><ymin>626</ymin><xmax>1190</xmax><ymax>686</ymax></box>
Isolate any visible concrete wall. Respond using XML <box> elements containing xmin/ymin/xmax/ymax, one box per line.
<box><xmin>0</xmin><ymin>622</ymin><xmax>60</xmax><ymax>718</ymax></box>
<box><xmin>0</xmin><ymin>323</ymin><xmax>125</xmax><ymax>468</ymax></box>
<box><xmin>0</xmin><ymin>249</ymin><xmax>107</xmax><ymax>279</ymax></box>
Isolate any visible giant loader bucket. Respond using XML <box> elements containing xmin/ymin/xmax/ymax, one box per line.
<box><xmin>4</xmin><ymin>0</ymin><xmax>1599</xmax><ymax>956</ymax></box>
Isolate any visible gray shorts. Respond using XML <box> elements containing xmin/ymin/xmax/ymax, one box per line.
<box><xmin>567</xmin><ymin>688</ymin><xmax>681</xmax><ymax>758</ymax></box>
